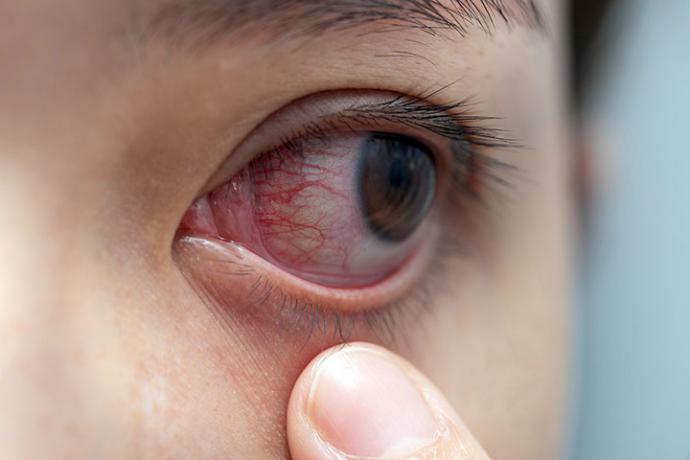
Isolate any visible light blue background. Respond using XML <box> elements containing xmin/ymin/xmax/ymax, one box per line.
<box><xmin>570</xmin><ymin>1</ymin><xmax>690</xmax><ymax>459</ymax></box>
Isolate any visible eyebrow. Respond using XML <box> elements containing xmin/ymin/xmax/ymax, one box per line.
<box><xmin>149</xmin><ymin>0</ymin><xmax>545</xmax><ymax>49</ymax></box>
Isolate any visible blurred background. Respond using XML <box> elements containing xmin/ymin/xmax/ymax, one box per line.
<box><xmin>569</xmin><ymin>1</ymin><xmax>690</xmax><ymax>459</ymax></box>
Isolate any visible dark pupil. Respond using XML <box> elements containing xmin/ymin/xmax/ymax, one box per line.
<box><xmin>358</xmin><ymin>133</ymin><xmax>436</xmax><ymax>242</ymax></box>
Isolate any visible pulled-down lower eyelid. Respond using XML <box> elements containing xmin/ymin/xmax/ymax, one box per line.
<box><xmin>174</xmin><ymin>233</ymin><xmax>440</xmax><ymax>343</ymax></box>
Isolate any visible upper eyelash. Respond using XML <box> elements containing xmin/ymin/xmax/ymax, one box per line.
<box><xmin>277</xmin><ymin>91</ymin><xmax>520</xmax><ymax>150</ymax></box>
<box><xmin>273</xmin><ymin>91</ymin><xmax>522</xmax><ymax>200</ymax></box>
<box><xmin>343</xmin><ymin>94</ymin><xmax>519</xmax><ymax>149</ymax></box>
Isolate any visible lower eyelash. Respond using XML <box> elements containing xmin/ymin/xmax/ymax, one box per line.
<box><xmin>174</xmin><ymin>230</ymin><xmax>467</xmax><ymax>347</ymax></box>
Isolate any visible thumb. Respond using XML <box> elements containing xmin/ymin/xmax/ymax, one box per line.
<box><xmin>287</xmin><ymin>342</ymin><xmax>492</xmax><ymax>460</ymax></box>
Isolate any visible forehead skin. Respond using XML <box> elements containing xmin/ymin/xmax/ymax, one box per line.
<box><xmin>0</xmin><ymin>1</ymin><xmax>569</xmax><ymax>459</ymax></box>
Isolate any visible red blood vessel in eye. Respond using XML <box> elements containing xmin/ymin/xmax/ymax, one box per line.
<box><xmin>250</xmin><ymin>144</ymin><xmax>352</xmax><ymax>269</ymax></box>
<box><xmin>183</xmin><ymin>132</ymin><xmax>432</xmax><ymax>288</ymax></box>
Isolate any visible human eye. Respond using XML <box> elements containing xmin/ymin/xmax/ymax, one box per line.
<box><xmin>185</xmin><ymin>130</ymin><xmax>436</xmax><ymax>288</ymax></box>
<box><xmin>174</xmin><ymin>89</ymin><xmax>517</xmax><ymax>338</ymax></box>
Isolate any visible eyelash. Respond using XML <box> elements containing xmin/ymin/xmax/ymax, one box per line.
<box><xmin>176</xmin><ymin>89</ymin><xmax>520</xmax><ymax>345</ymax></box>
<box><xmin>178</xmin><ymin>225</ymin><xmax>474</xmax><ymax>347</ymax></box>
<box><xmin>258</xmin><ymin>94</ymin><xmax>518</xmax><ymax>243</ymax></box>
<box><xmin>177</xmin><ymin>238</ymin><xmax>448</xmax><ymax>345</ymax></box>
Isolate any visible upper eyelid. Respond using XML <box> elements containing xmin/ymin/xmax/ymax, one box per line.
<box><xmin>263</xmin><ymin>89</ymin><xmax>521</xmax><ymax>154</ymax></box>
<box><xmin>196</xmin><ymin>89</ymin><xmax>521</xmax><ymax>197</ymax></box>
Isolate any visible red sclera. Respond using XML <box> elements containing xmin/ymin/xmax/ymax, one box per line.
<box><xmin>193</xmin><ymin>133</ymin><xmax>424</xmax><ymax>288</ymax></box>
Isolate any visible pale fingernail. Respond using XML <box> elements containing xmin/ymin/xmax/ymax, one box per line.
<box><xmin>307</xmin><ymin>346</ymin><xmax>438</xmax><ymax>458</ymax></box>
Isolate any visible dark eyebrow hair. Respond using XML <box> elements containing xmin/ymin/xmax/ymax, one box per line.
<box><xmin>149</xmin><ymin>0</ymin><xmax>545</xmax><ymax>49</ymax></box>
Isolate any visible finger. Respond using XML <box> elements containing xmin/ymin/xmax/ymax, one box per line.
<box><xmin>287</xmin><ymin>342</ymin><xmax>492</xmax><ymax>460</ymax></box>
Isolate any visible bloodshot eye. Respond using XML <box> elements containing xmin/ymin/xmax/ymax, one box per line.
<box><xmin>180</xmin><ymin>132</ymin><xmax>438</xmax><ymax>288</ymax></box>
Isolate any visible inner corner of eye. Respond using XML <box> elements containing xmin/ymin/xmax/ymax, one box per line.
<box><xmin>178</xmin><ymin>128</ymin><xmax>439</xmax><ymax>289</ymax></box>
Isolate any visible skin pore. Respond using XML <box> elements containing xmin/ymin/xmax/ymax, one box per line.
<box><xmin>0</xmin><ymin>0</ymin><xmax>571</xmax><ymax>459</ymax></box>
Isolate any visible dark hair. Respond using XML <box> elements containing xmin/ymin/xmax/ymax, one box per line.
<box><xmin>571</xmin><ymin>0</ymin><xmax>616</xmax><ymax>103</ymax></box>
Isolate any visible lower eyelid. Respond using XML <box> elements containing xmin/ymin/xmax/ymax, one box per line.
<box><xmin>173</xmin><ymin>232</ymin><xmax>453</xmax><ymax>347</ymax></box>
<box><xmin>174</xmin><ymin>227</ymin><xmax>438</xmax><ymax>316</ymax></box>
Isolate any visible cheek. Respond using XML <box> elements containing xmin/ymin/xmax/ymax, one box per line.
<box><xmin>166</xmin><ymin>242</ymin><xmax>403</xmax><ymax>455</ymax></box>
<box><xmin>134</xmin><ymin>273</ymin><xmax>319</xmax><ymax>457</ymax></box>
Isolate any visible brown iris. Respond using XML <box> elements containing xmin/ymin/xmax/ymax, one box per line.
<box><xmin>358</xmin><ymin>133</ymin><xmax>436</xmax><ymax>242</ymax></box>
